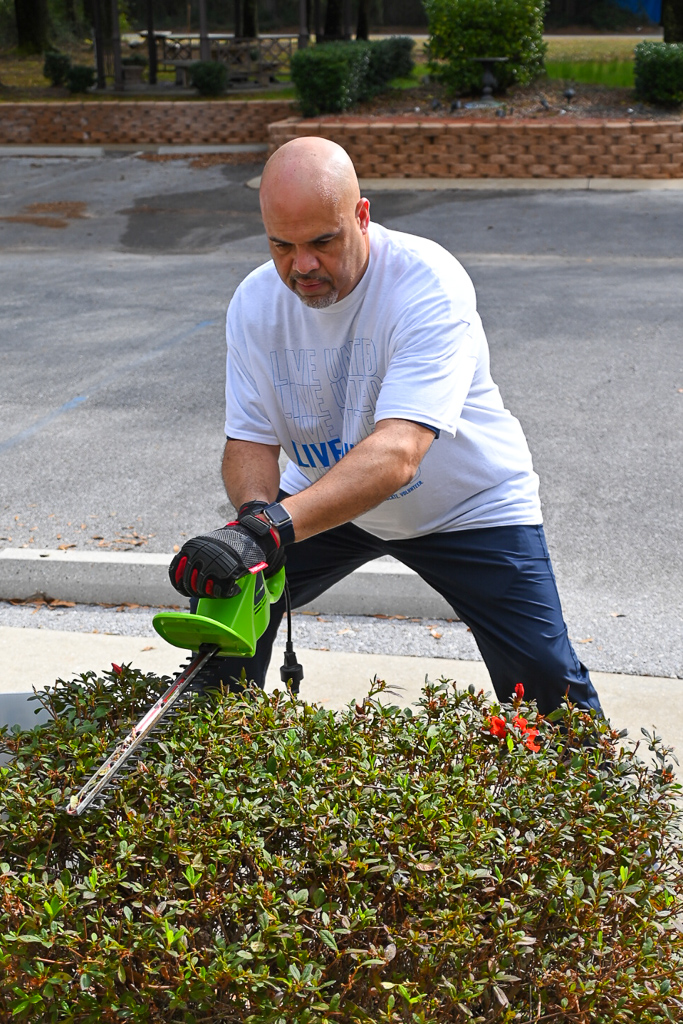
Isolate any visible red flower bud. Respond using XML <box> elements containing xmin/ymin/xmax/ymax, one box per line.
<box><xmin>514</xmin><ymin>683</ymin><xmax>525</xmax><ymax>700</ymax></box>
<box><xmin>111</xmin><ymin>663</ymin><xmax>123</xmax><ymax>676</ymax></box>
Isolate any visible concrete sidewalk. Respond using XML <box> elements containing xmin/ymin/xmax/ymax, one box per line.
<box><xmin>1</xmin><ymin>625</ymin><xmax>678</xmax><ymax>762</ymax></box>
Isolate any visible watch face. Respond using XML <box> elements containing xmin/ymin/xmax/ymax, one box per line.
<box><xmin>267</xmin><ymin>504</ymin><xmax>291</xmax><ymax>527</ymax></box>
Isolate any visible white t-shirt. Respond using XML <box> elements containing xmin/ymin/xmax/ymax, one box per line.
<box><xmin>225</xmin><ymin>221</ymin><xmax>541</xmax><ymax>541</ymax></box>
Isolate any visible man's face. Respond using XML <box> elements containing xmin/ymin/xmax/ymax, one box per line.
<box><xmin>261</xmin><ymin>192</ymin><xmax>370</xmax><ymax>309</ymax></box>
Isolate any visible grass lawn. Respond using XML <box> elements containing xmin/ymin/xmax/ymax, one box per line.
<box><xmin>546</xmin><ymin>58</ymin><xmax>635</xmax><ymax>87</ymax></box>
<box><xmin>0</xmin><ymin>34</ymin><xmax>651</xmax><ymax>100</ymax></box>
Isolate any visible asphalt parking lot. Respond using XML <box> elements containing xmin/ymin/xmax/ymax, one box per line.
<box><xmin>1</xmin><ymin>154</ymin><xmax>681</xmax><ymax>678</ymax></box>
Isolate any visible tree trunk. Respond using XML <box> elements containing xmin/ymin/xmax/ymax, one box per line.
<box><xmin>92</xmin><ymin>0</ymin><xmax>106</xmax><ymax>88</ymax></box>
<box><xmin>14</xmin><ymin>0</ymin><xmax>50</xmax><ymax>54</ymax></box>
<box><xmin>198</xmin><ymin>0</ymin><xmax>210</xmax><ymax>59</ymax></box>
<box><xmin>111</xmin><ymin>0</ymin><xmax>123</xmax><ymax>90</ymax></box>
<box><xmin>243</xmin><ymin>0</ymin><xmax>258</xmax><ymax>39</ymax></box>
<box><xmin>146</xmin><ymin>0</ymin><xmax>157</xmax><ymax>85</ymax></box>
<box><xmin>662</xmin><ymin>0</ymin><xmax>683</xmax><ymax>42</ymax></box>
<box><xmin>324</xmin><ymin>0</ymin><xmax>343</xmax><ymax>40</ymax></box>
<box><xmin>356</xmin><ymin>0</ymin><xmax>369</xmax><ymax>40</ymax></box>
<box><xmin>64</xmin><ymin>0</ymin><xmax>77</xmax><ymax>27</ymax></box>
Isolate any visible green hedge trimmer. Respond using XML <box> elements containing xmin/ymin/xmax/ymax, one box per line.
<box><xmin>66</xmin><ymin>567</ymin><xmax>302</xmax><ymax>816</ymax></box>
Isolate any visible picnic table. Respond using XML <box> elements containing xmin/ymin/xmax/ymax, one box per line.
<box><xmin>140</xmin><ymin>32</ymin><xmax>297</xmax><ymax>86</ymax></box>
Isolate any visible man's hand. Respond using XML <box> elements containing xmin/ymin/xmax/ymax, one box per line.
<box><xmin>169</xmin><ymin>518</ymin><xmax>283</xmax><ymax>600</ymax></box>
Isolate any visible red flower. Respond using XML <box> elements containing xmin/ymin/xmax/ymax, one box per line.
<box><xmin>512</xmin><ymin>713</ymin><xmax>528</xmax><ymax>731</ymax></box>
<box><xmin>514</xmin><ymin>683</ymin><xmax>525</xmax><ymax>700</ymax></box>
<box><xmin>487</xmin><ymin>715</ymin><xmax>507</xmax><ymax>738</ymax></box>
<box><xmin>523</xmin><ymin>728</ymin><xmax>541</xmax><ymax>753</ymax></box>
<box><xmin>111</xmin><ymin>663</ymin><xmax>123</xmax><ymax>676</ymax></box>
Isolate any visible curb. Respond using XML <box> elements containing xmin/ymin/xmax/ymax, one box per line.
<box><xmin>0</xmin><ymin>143</ymin><xmax>268</xmax><ymax>157</ymax></box>
<box><xmin>247</xmin><ymin>175</ymin><xmax>683</xmax><ymax>192</ymax></box>
<box><xmin>0</xmin><ymin>548</ymin><xmax>455</xmax><ymax>619</ymax></box>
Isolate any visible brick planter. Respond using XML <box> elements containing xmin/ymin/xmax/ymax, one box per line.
<box><xmin>268</xmin><ymin>116</ymin><xmax>683</xmax><ymax>179</ymax></box>
<box><xmin>0</xmin><ymin>100</ymin><xmax>296</xmax><ymax>147</ymax></box>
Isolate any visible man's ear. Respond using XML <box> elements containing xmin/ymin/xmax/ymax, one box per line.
<box><xmin>356</xmin><ymin>197</ymin><xmax>371</xmax><ymax>232</ymax></box>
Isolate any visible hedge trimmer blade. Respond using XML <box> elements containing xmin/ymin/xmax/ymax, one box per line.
<box><xmin>66</xmin><ymin>644</ymin><xmax>219</xmax><ymax>817</ymax></box>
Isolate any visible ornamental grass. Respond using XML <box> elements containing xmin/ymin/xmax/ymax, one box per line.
<box><xmin>1</xmin><ymin>667</ymin><xmax>683</xmax><ymax>1022</ymax></box>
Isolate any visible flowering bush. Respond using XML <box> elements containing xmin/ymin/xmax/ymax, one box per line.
<box><xmin>1</xmin><ymin>668</ymin><xmax>683</xmax><ymax>1022</ymax></box>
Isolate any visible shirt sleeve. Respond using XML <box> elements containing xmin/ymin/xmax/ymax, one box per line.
<box><xmin>224</xmin><ymin>299</ymin><xmax>280</xmax><ymax>445</ymax></box>
<box><xmin>374</xmin><ymin>265</ymin><xmax>481</xmax><ymax>438</ymax></box>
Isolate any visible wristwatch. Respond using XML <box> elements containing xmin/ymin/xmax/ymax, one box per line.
<box><xmin>262</xmin><ymin>501</ymin><xmax>296</xmax><ymax>546</ymax></box>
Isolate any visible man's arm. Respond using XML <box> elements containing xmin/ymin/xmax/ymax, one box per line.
<box><xmin>222</xmin><ymin>439</ymin><xmax>282</xmax><ymax>510</ymax></box>
<box><xmin>224</xmin><ymin>420</ymin><xmax>435</xmax><ymax>543</ymax></box>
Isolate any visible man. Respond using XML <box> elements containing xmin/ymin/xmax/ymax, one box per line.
<box><xmin>170</xmin><ymin>137</ymin><xmax>602</xmax><ymax>717</ymax></box>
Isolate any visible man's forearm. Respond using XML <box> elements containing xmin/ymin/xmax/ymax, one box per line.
<box><xmin>222</xmin><ymin>439</ymin><xmax>281</xmax><ymax>511</ymax></box>
<box><xmin>281</xmin><ymin>419</ymin><xmax>434</xmax><ymax>542</ymax></box>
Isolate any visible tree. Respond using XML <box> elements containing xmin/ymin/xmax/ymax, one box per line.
<box><xmin>14</xmin><ymin>0</ymin><xmax>50</xmax><ymax>53</ymax></box>
<box><xmin>662</xmin><ymin>0</ymin><xmax>683</xmax><ymax>41</ymax></box>
<box><xmin>324</xmin><ymin>0</ymin><xmax>344</xmax><ymax>39</ymax></box>
<box><xmin>356</xmin><ymin>0</ymin><xmax>370</xmax><ymax>40</ymax></box>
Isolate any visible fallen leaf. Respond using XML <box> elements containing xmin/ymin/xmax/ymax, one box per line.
<box><xmin>57</xmin><ymin>543</ymin><xmax>76</xmax><ymax>550</ymax></box>
<box><xmin>318</xmin><ymin>646</ymin><xmax>329</xmax><ymax>651</ymax></box>
<box><xmin>337</xmin><ymin>628</ymin><xmax>355</xmax><ymax>635</ymax></box>
<box><xmin>575</xmin><ymin>637</ymin><xmax>593</xmax><ymax>644</ymax></box>
<box><xmin>141</xmin><ymin>645</ymin><xmax>154</xmax><ymax>651</ymax></box>
<box><xmin>50</xmin><ymin>600</ymin><xmax>75</xmax><ymax>608</ymax></box>
<box><xmin>430</xmin><ymin>629</ymin><xmax>442</xmax><ymax>639</ymax></box>
<box><xmin>414</xmin><ymin>861</ymin><xmax>438</xmax><ymax>872</ymax></box>
<box><xmin>610</xmin><ymin>611</ymin><xmax>626</xmax><ymax>618</ymax></box>
<box><xmin>91</xmin><ymin>535</ymin><xmax>104</xmax><ymax>540</ymax></box>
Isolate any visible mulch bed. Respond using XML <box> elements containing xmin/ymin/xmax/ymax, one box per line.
<box><xmin>350</xmin><ymin>80</ymin><xmax>682</xmax><ymax>123</ymax></box>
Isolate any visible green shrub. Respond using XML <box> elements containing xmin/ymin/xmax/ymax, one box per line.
<box><xmin>43</xmin><ymin>51</ymin><xmax>72</xmax><ymax>87</ymax></box>
<box><xmin>292</xmin><ymin>42</ymin><xmax>372</xmax><ymax>116</ymax></box>
<box><xmin>372</xmin><ymin>35</ymin><xmax>416</xmax><ymax>81</ymax></box>
<box><xmin>424</xmin><ymin>0</ymin><xmax>547</xmax><ymax>95</ymax></box>
<box><xmin>634</xmin><ymin>41</ymin><xmax>683</xmax><ymax>105</ymax></box>
<box><xmin>189</xmin><ymin>60</ymin><xmax>229</xmax><ymax>96</ymax></box>
<box><xmin>292</xmin><ymin>38</ymin><xmax>413</xmax><ymax>116</ymax></box>
<box><xmin>65</xmin><ymin>65</ymin><xmax>96</xmax><ymax>94</ymax></box>
<box><xmin>121</xmin><ymin>53</ymin><xmax>148</xmax><ymax>67</ymax></box>
<box><xmin>1</xmin><ymin>666</ymin><xmax>683</xmax><ymax>1022</ymax></box>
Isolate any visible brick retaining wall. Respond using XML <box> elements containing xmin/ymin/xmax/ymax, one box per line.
<box><xmin>269</xmin><ymin>117</ymin><xmax>683</xmax><ymax>178</ymax></box>
<box><xmin>0</xmin><ymin>100</ymin><xmax>295</xmax><ymax>146</ymax></box>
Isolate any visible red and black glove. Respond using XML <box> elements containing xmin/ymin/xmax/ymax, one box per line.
<box><xmin>169</xmin><ymin>504</ymin><xmax>284</xmax><ymax>600</ymax></box>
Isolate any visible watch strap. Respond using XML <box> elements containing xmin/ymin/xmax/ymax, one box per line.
<box><xmin>263</xmin><ymin>501</ymin><xmax>295</xmax><ymax>546</ymax></box>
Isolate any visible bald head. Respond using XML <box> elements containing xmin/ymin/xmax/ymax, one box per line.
<box><xmin>259</xmin><ymin>137</ymin><xmax>371</xmax><ymax>308</ymax></box>
<box><xmin>260</xmin><ymin>137</ymin><xmax>360</xmax><ymax>220</ymax></box>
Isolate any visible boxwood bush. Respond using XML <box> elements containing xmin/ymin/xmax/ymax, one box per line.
<box><xmin>189</xmin><ymin>60</ymin><xmax>229</xmax><ymax>96</ymax></box>
<box><xmin>65</xmin><ymin>65</ymin><xmax>96</xmax><ymax>94</ymax></box>
<box><xmin>424</xmin><ymin>0</ymin><xmax>547</xmax><ymax>95</ymax></box>
<box><xmin>291</xmin><ymin>37</ymin><xmax>414</xmax><ymax>117</ymax></box>
<box><xmin>634</xmin><ymin>41</ymin><xmax>683</xmax><ymax>105</ymax></box>
<box><xmin>1</xmin><ymin>667</ymin><xmax>683</xmax><ymax>1022</ymax></box>
<box><xmin>43</xmin><ymin>51</ymin><xmax>72</xmax><ymax>87</ymax></box>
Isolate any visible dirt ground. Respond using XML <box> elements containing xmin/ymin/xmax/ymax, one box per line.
<box><xmin>352</xmin><ymin>79</ymin><xmax>682</xmax><ymax>123</ymax></box>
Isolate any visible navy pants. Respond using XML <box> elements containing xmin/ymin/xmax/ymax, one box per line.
<box><xmin>198</xmin><ymin>516</ymin><xmax>602</xmax><ymax>717</ymax></box>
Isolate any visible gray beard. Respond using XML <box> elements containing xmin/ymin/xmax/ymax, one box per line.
<box><xmin>297</xmin><ymin>288</ymin><xmax>340</xmax><ymax>309</ymax></box>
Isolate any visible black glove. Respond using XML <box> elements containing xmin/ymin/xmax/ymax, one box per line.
<box><xmin>169</xmin><ymin>513</ymin><xmax>283</xmax><ymax>600</ymax></box>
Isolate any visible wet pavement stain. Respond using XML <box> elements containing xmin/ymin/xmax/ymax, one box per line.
<box><xmin>119</xmin><ymin>177</ymin><xmax>265</xmax><ymax>254</ymax></box>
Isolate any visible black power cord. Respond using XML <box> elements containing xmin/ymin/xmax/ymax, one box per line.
<box><xmin>280</xmin><ymin>581</ymin><xmax>304</xmax><ymax>693</ymax></box>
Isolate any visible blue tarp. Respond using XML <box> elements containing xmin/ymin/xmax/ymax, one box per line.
<box><xmin>614</xmin><ymin>0</ymin><xmax>662</xmax><ymax>26</ymax></box>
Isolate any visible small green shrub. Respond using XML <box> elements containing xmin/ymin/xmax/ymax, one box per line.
<box><xmin>1</xmin><ymin>667</ymin><xmax>683</xmax><ymax>1022</ymax></box>
<box><xmin>292</xmin><ymin>42</ymin><xmax>372</xmax><ymax>116</ymax></box>
<box><xmin>65</xmin><ymin>64</ymin><xmax>96</xmax><ymax>94</ymax></box>
<box><xmin>43</xmin><ymin>51</ymin><xmax>72</xmax><ymax>87</ymax></box>
<box><xmin>292</xmin><ymin>38</ymin><xmax>413</xmax><ymax>116</ymax></box>
<box><xmin>634</xmin><ymin>41</ymin><xmax>683</xmax><ymax>105</ymax></box>
<box><xmin>424</xmin><ymin>0</ymin><xmax>547</xmax><ymax>95</ymax></box>
<box><xmin>121</xmin><ymin>53</ymin><xmax>148</xmax><ymax>67</ymax></box>
<box><xmin>189</xmin><ymin>60</ymin><xmax>229</xmax><ymax>96</ymax></box>
<box><xmin>371</xmin><ymin>35</ymin><xmax>416</xmax><ymax>82</ymax></box>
